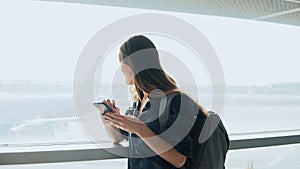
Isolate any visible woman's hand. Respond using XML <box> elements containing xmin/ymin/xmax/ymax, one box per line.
<box><xmin>100</xmin><ymin>99</ymin><xmax>146</xmax><ymax>134</ymax></box>
<box><xmin>103</xmin><ymin>111</ymin><xmax>146</xmax><ymax>134</ymax></box>
<box><xmin>99</xmin><ymin>99</ymin><xmax>126</xmax><ymax>143</ymax></box>
<box><xmin>100</xmin><ymin>99</ymin><xmax>120</xmax><ymax>123</ymax></box>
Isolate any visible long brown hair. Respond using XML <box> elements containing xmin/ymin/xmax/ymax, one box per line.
<box><xmin>119</xmin><ymin>35</ymin><xmax>208</xmax><ymax>116</ymax></box>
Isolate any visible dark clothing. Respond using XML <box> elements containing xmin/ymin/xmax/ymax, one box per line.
<box><xmin>120</xmin><ymin>94</ymin><xmax>194</xmax><ymax>169</ymax></box>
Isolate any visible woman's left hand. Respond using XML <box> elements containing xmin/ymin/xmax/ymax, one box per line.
<box><xmin>103</xmin><ymin>112</ymin><xmax>146</xmax><ymax>134</ymax></box>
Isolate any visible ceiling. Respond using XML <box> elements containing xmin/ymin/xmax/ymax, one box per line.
<box><xmin>37</xmin><ymin>0</ymin><xmax>300</xmax><ymax>27</ymax></box>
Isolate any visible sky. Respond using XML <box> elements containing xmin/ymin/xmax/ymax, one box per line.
<box><xmin>1</xmin><ymin>0</ymin><xmax>300</xmax><ymax>86</ymax></box>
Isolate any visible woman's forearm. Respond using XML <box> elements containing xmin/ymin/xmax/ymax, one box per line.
<box><xmin>103</xmin><ymin>123</ymin><xmax>125</xmax><ymax>143</ymax></box>
<box><xmin>136</xmin><ymin>124</ymin><xmax>187</xmax><ymax>168</ymax></box>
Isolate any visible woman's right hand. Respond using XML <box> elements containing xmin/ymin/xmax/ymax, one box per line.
<box><xmin>100</xmin><ymin>99</ymin><xmax>125</xmax><ymax>143</ymax></box>
<box><xmin>100</xmin><ymin>99</ymin><xmax>120</xmax><ymax>124</ymax></box>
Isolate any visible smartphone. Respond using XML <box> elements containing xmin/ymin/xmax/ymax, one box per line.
<box><xmin>93</xmin><ymin>102</ymin><xmax>114</xmax><ymax>115</ymax></box>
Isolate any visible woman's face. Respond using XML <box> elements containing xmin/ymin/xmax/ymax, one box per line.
<box><xmin>121</xmin><ymin>63</ymin><xmax>134</xmax><ymax>85</ymax></box>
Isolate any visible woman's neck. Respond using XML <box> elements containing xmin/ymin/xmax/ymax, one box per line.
<box><xmin>142</xmin><ymin>91</ymin><xmax>149</xmax><ymax>99</ymax></box>
<box><xmin>139</xmin><ymin>91</ymin><xmax>149</xmax><ymax>112</ymax></box>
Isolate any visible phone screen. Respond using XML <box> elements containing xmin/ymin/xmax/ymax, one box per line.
<box><xmin>93</xmin><ymin>102</ymin><xmax>113</xmax><ymax>115</ymax></box>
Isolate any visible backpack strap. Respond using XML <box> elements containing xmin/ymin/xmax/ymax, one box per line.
<box><xmin>159</xmin><ymin>92</ymin><xmax>181</xmax><ymax>131</ymax></box>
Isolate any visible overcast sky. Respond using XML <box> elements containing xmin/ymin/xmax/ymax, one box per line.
<box><xmin>1</xmin><ymin>0</ymin><xmax>300</xmax><ymax>86</ymax></box>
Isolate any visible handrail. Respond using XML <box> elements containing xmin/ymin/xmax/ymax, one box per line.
<box><xmin>1</xmin><ymin>134</ymin><xmax>300</xmax><ymax>165</ymax></box>
<box><xmin>229</xmin><ymin>134</ymin><xmax>300</xmax><ymax>150</ymax></box>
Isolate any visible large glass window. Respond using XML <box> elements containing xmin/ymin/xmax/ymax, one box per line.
<box><xmin>0</xmin><ymin>159</ymin><xmax>127</xmax><ymax>169</ymax></box>
<box><xmin>227</xmin><ymin>144</ymin><xmax>300</xmax><ymax>169</ymax></box>
<box><xmin>0</xmin><ymin>0</ymin><xmax>299</xmax><ymax>168</ymax></box>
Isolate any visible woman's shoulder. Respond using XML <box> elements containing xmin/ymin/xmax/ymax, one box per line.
<box><xmin>166</xmin><ymin>91</ymin><xmax>196</xmax><ymax>113</ymax></box>
<box><xmin>167</xmin><ymin>91</ymin><xmax>195</xmax><ymax>102</ymax></box>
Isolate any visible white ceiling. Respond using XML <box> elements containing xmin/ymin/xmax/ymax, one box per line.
<box><xmin>38</xmin><ymin>0</ymin><xmax>300</xmax><ymax>26</ymax></box>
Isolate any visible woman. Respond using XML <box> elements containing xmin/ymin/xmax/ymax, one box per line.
<box><xmin>101</xmin><ymin>35</ymin><xmax>209</xmax><ymax>169</ymax></box>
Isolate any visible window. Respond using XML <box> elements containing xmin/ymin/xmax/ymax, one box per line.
<box><xmin>1</xmin><ymin>1</ymin><xmax>299</xmax><ymax>168</ymax></box>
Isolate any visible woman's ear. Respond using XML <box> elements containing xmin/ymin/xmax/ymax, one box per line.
<box><xmin>126</xmin><ymin>68</ymin><xmax>134</xmax><ymax>85</ymax></box>
<box><xmin>121</xmin><ymin>63</ymin><xmax>134</xmax><ymax>85</ymax></box>
<box><xmin>126</xmin><ymin>65</ymin><xmax>135</xmax><ymax>85</ymax></box>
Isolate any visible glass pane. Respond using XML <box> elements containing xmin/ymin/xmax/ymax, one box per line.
<box><xmin>1</xmin><ymin>0</ymin><xmax>299</xmax><ymax>150</ymax></box>
<box><xmin>0</xmin><ymin>159</ymin><xmax>127</xmax><ymax>169</ymax></box>
<box><xmin>227</xmin><ymin>144</ymin><xmax>300</xmax><ymax>169</ymax></box>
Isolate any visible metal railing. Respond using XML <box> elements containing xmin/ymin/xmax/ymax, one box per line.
<box><xmin>1</xmin><ymin>134</ymin><xmax>300</xmax><ymax>165</ymax></box>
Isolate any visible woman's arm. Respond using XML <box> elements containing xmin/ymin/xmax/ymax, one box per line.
<box><xmin>102</xmin><ymin>120</ymin><xmax>125</xmax><ymax>143</ymax></box>
<box><xmin>104</xmin><ymin>112</ymin><xmax>187</xmax><ymax>168</ymax></box>
<box><xmin>137</xmin><ymin>123</ymin><xmax>187</xmax><ymax>168</ymax></box>
<box><xmin>100</xmin><ymin>99</ymin><xmax>126</xmax><ymax>143</ymax></box>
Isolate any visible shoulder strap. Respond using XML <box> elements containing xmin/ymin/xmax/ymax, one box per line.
<box><xmin>159</xmin><ymin>92</ymin><xmax>181</xmax><ymax>131</ymax></box>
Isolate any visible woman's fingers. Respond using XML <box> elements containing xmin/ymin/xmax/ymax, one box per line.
<box><xmin>106</xmin><ymin>99</ymin><xmax>115</xmax><ymax>108</ymax></box>
<box><xmin>112</xmin><ymin>99</ymin><xmax>116</xmax><ymax>108</ymax></box>
<box><xmin>104</xmin><ymin>112</ymin><xmax>145</xmax><ymax>133</ymax></box>
<box><xmin>105</xmin><ymin>112</ymin><xmax>123</xmax><ymax>120</ymax></box>
<box><xmin>110</xmin><ymin>106</ymin><xmax>119</xmax><ymax>114</ymax></box>
<box><xmin>114</xmin><ymin>107</ymin><xmax>121</xmax><ymax>114</ymax></box>
<box><xmin>102</xmin><ymin>99</ymin><xmax>120</xmax><ymax>114</ymax></box>
<box><xmin>104</xmin><ymin>114</ymin><xmax>123</xmax><ymax>127</ymax></box>
<box><xmin>103</xmin><ymin>99</ymin><xmax>112</xmax><ymax>107</ymax></box>
<box><xmin>109</xmin><ymin>121</ymin><xmax>124</xmax><ymax>129</ymax></box>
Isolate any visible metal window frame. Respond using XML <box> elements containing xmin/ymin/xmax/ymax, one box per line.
<box><xmin>1</xmin><ymin>134</ymin><xmax>300</xmax><ymax>165</ymax></box>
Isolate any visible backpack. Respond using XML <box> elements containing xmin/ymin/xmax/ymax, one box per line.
<box><xmin>159</xmin><ymin>92</ymin><xmax>230</xmax><ymax>169</ymax></box>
